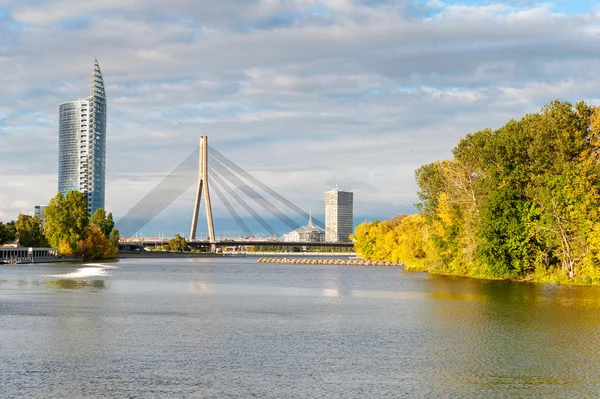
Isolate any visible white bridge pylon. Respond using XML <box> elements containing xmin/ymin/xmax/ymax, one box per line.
<box><xmin>189</xmin><ymin>136</ymin><xmax>215</xmax><ymax>243</ymax></box>
<box><xmin>116</xmin><ymin>135</ymin><xmax>327</xmax><ymax>242</ymax></box>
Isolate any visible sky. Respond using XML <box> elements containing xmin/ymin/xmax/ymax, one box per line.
<box><xmin>1</xmin><ymin>0</ymin><xmax>600</xmax><ymax>237</ymax></box>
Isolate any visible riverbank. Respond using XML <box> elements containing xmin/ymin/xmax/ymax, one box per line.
<box><xmin>402</xmin><ymin>262</ymin><xmax>600</xmax><ymax>286</ymax></box>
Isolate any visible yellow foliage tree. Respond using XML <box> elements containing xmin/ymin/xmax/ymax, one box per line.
<box><xmin>58</xmin><ymin>239</ymin><xmax>73</xmax><ymax>257</ymax></box>
<box><xmin>78</xmin><ymin>224</ymin><xmax>117</xmax><ymax>260</ymax></box>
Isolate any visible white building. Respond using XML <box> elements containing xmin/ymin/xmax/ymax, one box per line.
<box><xmin>0</xmin><ymin>247</ymin><xmax>58</xmax><ymax>264</ymax></box>
<box><xmin>58</xmin><ymin>58</ymin><xmax>107</xmax><ymax>216</ymax></box>
<box><xmin>282</xmin><ymin>215</ymin><xmax>325</xmax><ymax>243</ymax></box>
<box><xmin>325</xmin><ymin>187</ymin><xmax>353</xmax><ymax>243</ymax></box>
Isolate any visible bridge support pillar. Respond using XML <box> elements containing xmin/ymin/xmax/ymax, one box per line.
<box><xmin>190</xmin><ymin>136</ymin><xmax>216</xmax><ymax>242</ymax></box>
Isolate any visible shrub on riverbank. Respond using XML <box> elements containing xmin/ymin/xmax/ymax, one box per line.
<box><xmin>352</xmin><ymin>101</ymin><xmax>600</xmax><ymax>285</ymax></box>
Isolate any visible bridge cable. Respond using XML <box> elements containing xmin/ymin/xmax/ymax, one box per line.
<box><xmin>117</xmin><ymin>147</ymin><xmax>199</xmax><ymax>237</ymax></box>
<box><xmin>209</xmin><ymin>176</ymin><xmax>253</xmax><ymax>237</ymax></box>
<box><xmin>208</xmin><ymin>146</ymin><xmax>325</xmax><ymax>229</ymax></box>
<box><xmin>209</xmin><ymin>167</ymin><xmax>278</xmax><ymax>237</ymax></box>
<box><xmin>209</xmin><ymin>155</ymin><xmax>301</xmax><ymax>232</ymax></box>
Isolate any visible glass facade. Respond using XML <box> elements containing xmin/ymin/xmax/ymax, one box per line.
<box><xmin>58</xmin><ymin>59</ymin><xmax>106</xmax><ymax>216</ymax></box>
<box><xmin>34</xmin><ymin>205</ymin><xmax>47</xmax><ymax>224</ymax></box>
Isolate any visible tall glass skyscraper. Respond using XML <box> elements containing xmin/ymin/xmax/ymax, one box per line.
<box><xmin>58</xmin><ymin>58</ymin><xmax>107</xmax><ymax>216</ymax></box>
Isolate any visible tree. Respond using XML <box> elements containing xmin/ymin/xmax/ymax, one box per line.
<box><xmin>355</xmin><ymin>100</ymin><xmax>600</xmax><ymax>284</ymax></box>
<box><xmin>44</xmin><ymin>191</ymin><xmax>120</xmax><ymax>258</ymax></box>
<box><xmin>0</xmin><ymin>221</ymin><xmax>16</xmax><ymax>245</ymax></box>
<box><xmin>169</xmin><ymin>234</ymin><xmax>189</xmax><ymax>252</ymax></box>
<box><xmin>15</xmin><ymin>214</ymin><xmax>48</xmax><ymax>247</ymax></box>
<box><xmin>90</xmin><ymin>209</ymin><xmax>115</xmax><ymax>238</ymax></box>
<box><xmin>44</xmin><ymin>191</ymin><xmax>89</xmax><ymax>255</ymax></box>
<box><xmin>415</xmin><ymin>162</ymin><xmax>446</xmax><ymax>217</ymax></box>
<box><xmin>88</xmin><ymin>208</ymin><xmax>120</xmax><ymax>258</ymax></box>
<box><xmin>351</xmin><ymin>221</ymin><xmax>380</xmax><ymax>260</ymax></box>
<box><xmin>109</xmin><ymin>229</ymin><xmax>120</xmax><ymax>250</ymax></box>
<box><xmin>78</xmin><ymin>224</ymin><xmax>116</xmax><ymax>260</ymax></box>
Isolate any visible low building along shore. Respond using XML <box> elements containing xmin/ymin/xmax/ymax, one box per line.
<box><xmin>0</xmin><ymin>247</ymin><xmax>59</xmax><ymax>264</ymax></box>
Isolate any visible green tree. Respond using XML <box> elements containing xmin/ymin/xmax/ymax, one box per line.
<box><xmin>90</xmin><ymin>209</ymin><xmax>115</xmax><ymax>238</ymax></box>
<box><xmin>44</xmin><ymin>191</ymin><xmax>89</xmax><ymax>255</ymax></box>
<box><xmin>109</xmin><ymin>229</ymin><xmax>120</xmax><ymax>249</ymax></box>
<box><xmin>15</xmin><ymin>214</ymin><xmax>48</xmax><ymax>247</ymax></box>
<box><xmin>0</xmin><ymin>221</ymin><xmax>16</xmax><ymax>244</ymax></box>
<box><xmin>356</xmin><ymin>100</ymin><xmax>600</xmax><ymax>284</ymax></box>
<box><xmin>169</xmin><ymin>234</ymin><xmax>189</xmax><ymax>252</ymax></box>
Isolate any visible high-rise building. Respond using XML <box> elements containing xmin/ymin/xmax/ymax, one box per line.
<box><xmin>325</xmin><ymin>187</ymin><xmax>353</xmax><ymax>243</ymax></box>
<box><xmin>58</xmin><ymin>58</ymin><xmax>107</xmax><ymax>216</ymax></box>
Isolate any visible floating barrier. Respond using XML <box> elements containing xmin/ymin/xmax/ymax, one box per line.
<box><xmin>257</xmin><ymin>258</ymin><xmax>403</xmax><ymax>267</ymax></box>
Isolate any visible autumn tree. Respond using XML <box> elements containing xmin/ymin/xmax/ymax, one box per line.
<box><xmin>78</xmin><ymin>224</ymin><xmax>115</xmax><ymax>260</ymax></box>
<box><xmin>90</xmin><ymin>209</ymin><xmax>115</xmax><ymax>237</ymax></box>
<box><xmin>44</xmin><ymin>190</ymin><xmax>120</xmax><ymax>259</ymax></box>
<box><xmin>44</xmin><ymin>191</ymin><xmax>89</xmax><ymax>254</ymax></box>
<box><xmin>354</xmin><ymin>100</ymin><xmax>600</xmax><ymax>284</ymax></box>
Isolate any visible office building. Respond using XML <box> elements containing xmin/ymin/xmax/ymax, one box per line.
<box><xmin>58</xmin><ymin>58</ymin><xmax>107</xmax><ymax>216</ymax></box>
<box><xmin>34</xmin><ymin>205</ymin><xmax>47</xmax><ymax>224</ymax></box>
<box><xmin>325</xmin><ymin>187</ymin><xmax>353</xmax><ymax>242</ymax></box>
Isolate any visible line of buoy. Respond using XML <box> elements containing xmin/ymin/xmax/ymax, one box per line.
<box><xmin>257</xmin><ymin>258</ymin><xmax>403</xmax><ymax>266</ymax></box>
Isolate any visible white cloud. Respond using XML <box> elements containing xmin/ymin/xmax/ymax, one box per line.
<box><xmin>1</xmin><ymin>0</ymin><xmax>600</xmax><ymax>235</ymax></box>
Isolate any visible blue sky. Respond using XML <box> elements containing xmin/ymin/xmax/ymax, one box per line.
<box><xmin>438</xmin><ymin>0</ymin><xmax>597</xmax><ymax>13</ymax></box>
<box><xmin>1</xmin><ymin>0</ymin><xmax>600</xmax><ymax>236</ymax></box>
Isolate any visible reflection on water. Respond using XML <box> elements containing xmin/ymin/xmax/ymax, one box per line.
<box><xmin>46</xmin><ymin>263</ymin><xmax>117</xmax><ymax>279</ymax></box>
<box><xmin>191</xmin><ymin>283</ymin><xmax>481</xmax><ymax>301</ymax></box>
<box><xmin>2</xmin><ymin>259</ymin><xmax>600</xmax><ymax>398</ymax></box>
<box><xmin>193</xmin><ymin>282</ymin><xmax>213</xmax><ymax>293</ymax></box>
<box><xmin>191</xmin><ymin>282</ymin><xmax>343</xmax><ymax>297</ymax></box>
<box><xmin>46</xmin><ymin>279</ymin><xmax>106</xmax><ymax>290</ymax></box>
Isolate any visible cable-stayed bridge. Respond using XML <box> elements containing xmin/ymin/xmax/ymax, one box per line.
<box><xmin>117</xmin><ymin>137</ymin><xmax>352</xmax><ymax>251</ymax></box>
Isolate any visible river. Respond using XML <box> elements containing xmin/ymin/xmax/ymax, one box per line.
<box><xmin>1</xmin><ymin>257</ymin><xmax>600</xmax><ymax>398</ymax></box>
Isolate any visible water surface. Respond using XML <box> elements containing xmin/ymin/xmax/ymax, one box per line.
<box><xmin>1</xmin><ymin>258</ymin><xmax>600</xmax><ymax>398</ymax></box>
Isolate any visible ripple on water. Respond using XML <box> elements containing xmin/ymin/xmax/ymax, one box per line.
<box><xmin>2</xmin><ymin>259</ymin><xmax>600</xmax><ymax>398</ymax></box>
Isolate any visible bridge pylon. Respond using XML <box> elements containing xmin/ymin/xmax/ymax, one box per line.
<box><xmin>190</xmin><ymin>136</ymin><xmax>216</xmax><ymax>252</ymax></box>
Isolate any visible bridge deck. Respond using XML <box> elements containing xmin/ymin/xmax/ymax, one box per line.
<box><xmin>123</xmin><ymin>240</ymin><xmax>354</xmax><ymax>248</ymax></box>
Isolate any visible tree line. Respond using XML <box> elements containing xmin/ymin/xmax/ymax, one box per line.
<box><xmin>0</xmin><ymin>190</ymin><xmax>120</xmax><ymax>260</ymax></box>
<box><xmin>352</xmin><ymin>101</ymin><xmax>600</xmax><ymax>284</ymax></box>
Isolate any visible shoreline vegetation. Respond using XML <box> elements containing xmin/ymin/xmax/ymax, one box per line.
<box><xmin>0</xmin><ymin>191</ymin><xmax>120</xmax><ymax>261</ymax></box>
<box><xmin>352</xmin><ymin>100</ymin><xmax>600</xmax><ymax>286</ymax></box>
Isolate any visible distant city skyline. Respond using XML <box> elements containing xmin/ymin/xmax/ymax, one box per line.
<box><xmin>2</xmin><ymin>1</ymin><xmax>599</xmax><ymax>231</ymax></box>
<box><xmin>58</xmin><ymin>58</ymin><xmax>107</xmax><ymax>216</ymax></box>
